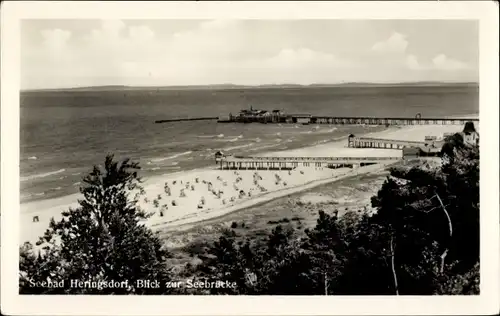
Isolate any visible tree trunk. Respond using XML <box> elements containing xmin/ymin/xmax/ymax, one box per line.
<box><xmin>435</xmin><ymin>192</ymin><xmax>453</xmax><ymax>273</ymax></box>
<box><xmin>324</xmin><ymin>272</ymin><xmax>328</xmax><ymax>295</ymax></box>
<box><xmin>390</xmin><ymin>235</ymin><xmax>399</xmax><ymax>295</ymax></box>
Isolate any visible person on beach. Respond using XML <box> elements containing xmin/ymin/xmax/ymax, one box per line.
<box><xmin>160</xmin><ymin>204</ymin><xmax>168</xmax><ymax>216</ymax></box>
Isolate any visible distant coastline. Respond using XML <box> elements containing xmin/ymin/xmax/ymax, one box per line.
<box><xmin>21</xmin><ymin>81</ymin><xmax>479</xmax><ymax>93</ymax></box>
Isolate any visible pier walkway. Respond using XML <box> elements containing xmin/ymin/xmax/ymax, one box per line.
<box><xmin>218</xmin><ymin>115</ymin><xmax>478</xmax><ymax>126</ymax></box>
<box><xmin>218</xmin><ymin>155</ymin><xmax>401</xmax><ymax>170</ymax></box>
<box><xmin>310</xmin><ymin>116</ymin><xmax>476</xmax><ymax>126</ymax></box>
<box><xmin>155</xmin><ymin>117</ymin><xmax>218</xmax><ymax>124</ymax></box>
<box><xmin>348</xmin><ymin>136</ymin><xmax>427</xmax><ymax>149</ymax></box>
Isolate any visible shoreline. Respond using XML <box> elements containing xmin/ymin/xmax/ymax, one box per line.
<box><xmin>20</xmin><ymin>120</ymin><xmax>475</xmax><ymax>246</ymax></box>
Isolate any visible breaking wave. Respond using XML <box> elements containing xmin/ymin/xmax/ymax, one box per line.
<box><xmin>21</xmin><ymin>169</ymin><xmax>66</xmax><ymax>182</ymax></box>
<box><xmin>223</xmin><ymin>143</ymin><xmax>254</xmax><ymax>151</ymax></box>
<box><xmin>150</xmin><ymin>151</ymin><xmax>192</xmax><ymax>163</ymax></box>
<box><xmin>197</xmin><ymin>134</ymin><xmax>225</xmax><ymax>138</ymax></box>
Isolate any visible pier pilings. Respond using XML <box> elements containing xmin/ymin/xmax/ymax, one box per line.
<box><xmin>219</xmin><ymin>115</ymin><xmax>478</xmax><ymax>126</ymax></box>
<box><xmin>218</xmin><ymin>155</ymin><xmax>400</xmax><ymax>170</ymax></box>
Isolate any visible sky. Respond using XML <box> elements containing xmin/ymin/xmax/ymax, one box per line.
<box><xmin>21</xmin><ymin>19</ymin><xmax>479</xmax><ymax>90</ymax></box>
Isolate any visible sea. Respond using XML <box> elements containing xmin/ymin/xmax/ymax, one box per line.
<box><xmin>20</xmin><ymin>84</ymin><xmax>479</xmax><ymax>203</ymax></box>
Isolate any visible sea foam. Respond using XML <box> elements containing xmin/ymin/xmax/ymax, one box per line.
<box><xmin>150</xmin><ymin>151</ymin><xmax>193</xmax><ymax>163</ymax></box>
<box><xmin>21</xmin><ymin>169</ymin><xmax>66</xmax><ymax>182</ymax></box>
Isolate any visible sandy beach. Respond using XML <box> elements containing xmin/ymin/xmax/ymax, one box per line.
<box><xmin>20</xmin><ymin>120</ymin><xmax>477</xmax><ymax>246</ymax></box>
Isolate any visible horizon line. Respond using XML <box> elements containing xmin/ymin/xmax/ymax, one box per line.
<box><xmin>21</xmin><ymin>80</ymin><xmax>480</xmax><ymax>92</ymax></box>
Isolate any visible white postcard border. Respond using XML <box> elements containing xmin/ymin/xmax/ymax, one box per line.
<box><xmin>1</xmin><ymin>1</ymin><xmax>499</xmax><ymax>315</ymax></box>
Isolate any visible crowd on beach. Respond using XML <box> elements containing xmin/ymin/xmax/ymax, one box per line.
<box><xmin>139</xmin><ymin>167</ymin><xmax>344</xmax><ymax>225</ymax></box>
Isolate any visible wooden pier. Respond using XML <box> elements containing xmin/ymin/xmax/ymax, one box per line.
<box><xmin>310</xmin><ymin>116</ymin><xmax>476</xmax><ymax>126</ymax></box>
<box><xmin>218</xmin><ymin>155</ymin><xmax>401</xmax><ymax>170</ymax></box>
<box><xmin>155</xmin><ymin>117</ymin><xmax>218</xmax><ymax>124</ymax></box>
<box><xmin>348</xmin><ymin>136</ymin><xmax>430</xmax><ymax>149</ymax></box>
<box><xmin>218</xmin><ymin>114</ymin><xmax>478</xmax><ymax>126</ymax></box>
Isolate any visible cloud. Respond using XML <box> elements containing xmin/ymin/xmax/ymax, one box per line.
<box><xmin>406</xmin><ymin>54</ymin><xmax>422</xmax><ymax>70</ymax></box>
<box><xmin>40</xmin><ymin>28</ymin><xmax>72</xmax><ymax>54</ymax></box>
<box><xmin>21</xmin><ymin>20</ymin><xmax>478</xmax><ymax>89</ymax></box>
<box><xmin>432</xmin><ymin>54</ymin><xmax>469</xmax><ymax>70</ymax></box>
<box><xmin>128</xmin><ymin>25</ymin><xmax>155</xmax><ymax>42</ymax></box>
<box><xmin>371</xmin><ymin>32</ymin><xmax>408</xmax><ymax>54</ymax></box>
<box><xmin>267</xmin><ymin>48</ymin><xmax>344</xmax><ymax>67</ymax></box>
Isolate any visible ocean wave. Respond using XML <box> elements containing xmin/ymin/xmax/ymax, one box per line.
<box><xmin>73</xmin><ymin>182</ymin><xmax>81</xmax><ymax>186</ymax></box>
<box><xmin>163</xmin><ymin>166</ymin><xmax>181</xmax><ymax>171</ymax></box>
<box><xmin>197</xmin><ymin>134</ymin><xmax>224</xmax><ymax>138</ymax></box>
<box><xmin>21</xmin><ymin>193</ymin><xmax>33</xmax><ymax>199</ymax></box>
<box><xmin>150</xmin><ymin>151</ymin><xmax>192</xmax><ymax>163</ymax></box>
<box><xmin>223</xmin><ymin>144</ymin><xmax>254</xmax><ymax>151</ymax></box>
<box><xmin>148</xmin><ymin>167</ymin><xmax>161</xmax><ymax>171</ymax></box>
<box><xmin>171</xmin><ymin>162</ymin><xmax>179</xmax><ymax>166</ymax></box>
<box><xmin>21</xmin><ymin>168</ymin><xmax>66</xmax><ymax>182</ymax></box>
<box><xmin>313</xmin><ymin>139</ymin><xmax>331</xmax><ymax>146</ymax></box>
<box><xmin>313</xmin><ymin>127</ymin><xmax>338</xmax><ymax>134</ymax></box>
<box><xmin>28</xmin><ymin>156</ymin><xmax>38</xmax><ymax>160</ymax></box>
<box><xmin>35</xmin><ymin>192</ymin><xmax>45</xmax><ymax>196</ymax></box>
<box><xmin>255</xmin><ymin>138</ymin><xmax>261</xmax><ymax>143</ymax></box>
<box><xmin>276</xmin><ymin>132</ymin><xmax>281</xmax><ymax>136</ymax></box>
<box><xmin>275</xmin><ymin>138</ymin><xmax>282</xmax><ymax>142</ymax></box>
<box><xmin>71</xmin><ymin>172</ymin><xmax>81</xmax><ymax>176</ymax></box>
<box><xmin>247</xmin><ymin>143</ymin><xmax>282</xmax><ymax>152</ymax></box>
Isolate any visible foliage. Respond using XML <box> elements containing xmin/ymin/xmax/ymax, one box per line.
<box><xmin>19</xmin><ymin>155</ymin><xmax>171</xmax><ymax>294</ymax></box>
<box><xmin>20</xmin><ymin>131</ymin><xmax>480</xmax><ymax>296</ymax></box>
<box><xmin>196</xmin><ymin>135</ymin><xmax>480</xmax><ymax>295</ymax></box>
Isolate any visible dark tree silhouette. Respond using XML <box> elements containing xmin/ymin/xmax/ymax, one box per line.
<box><xmin>19</xmin><ymin>155</ymin><xmax>171</xmax><ymax>294</ymax></box>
